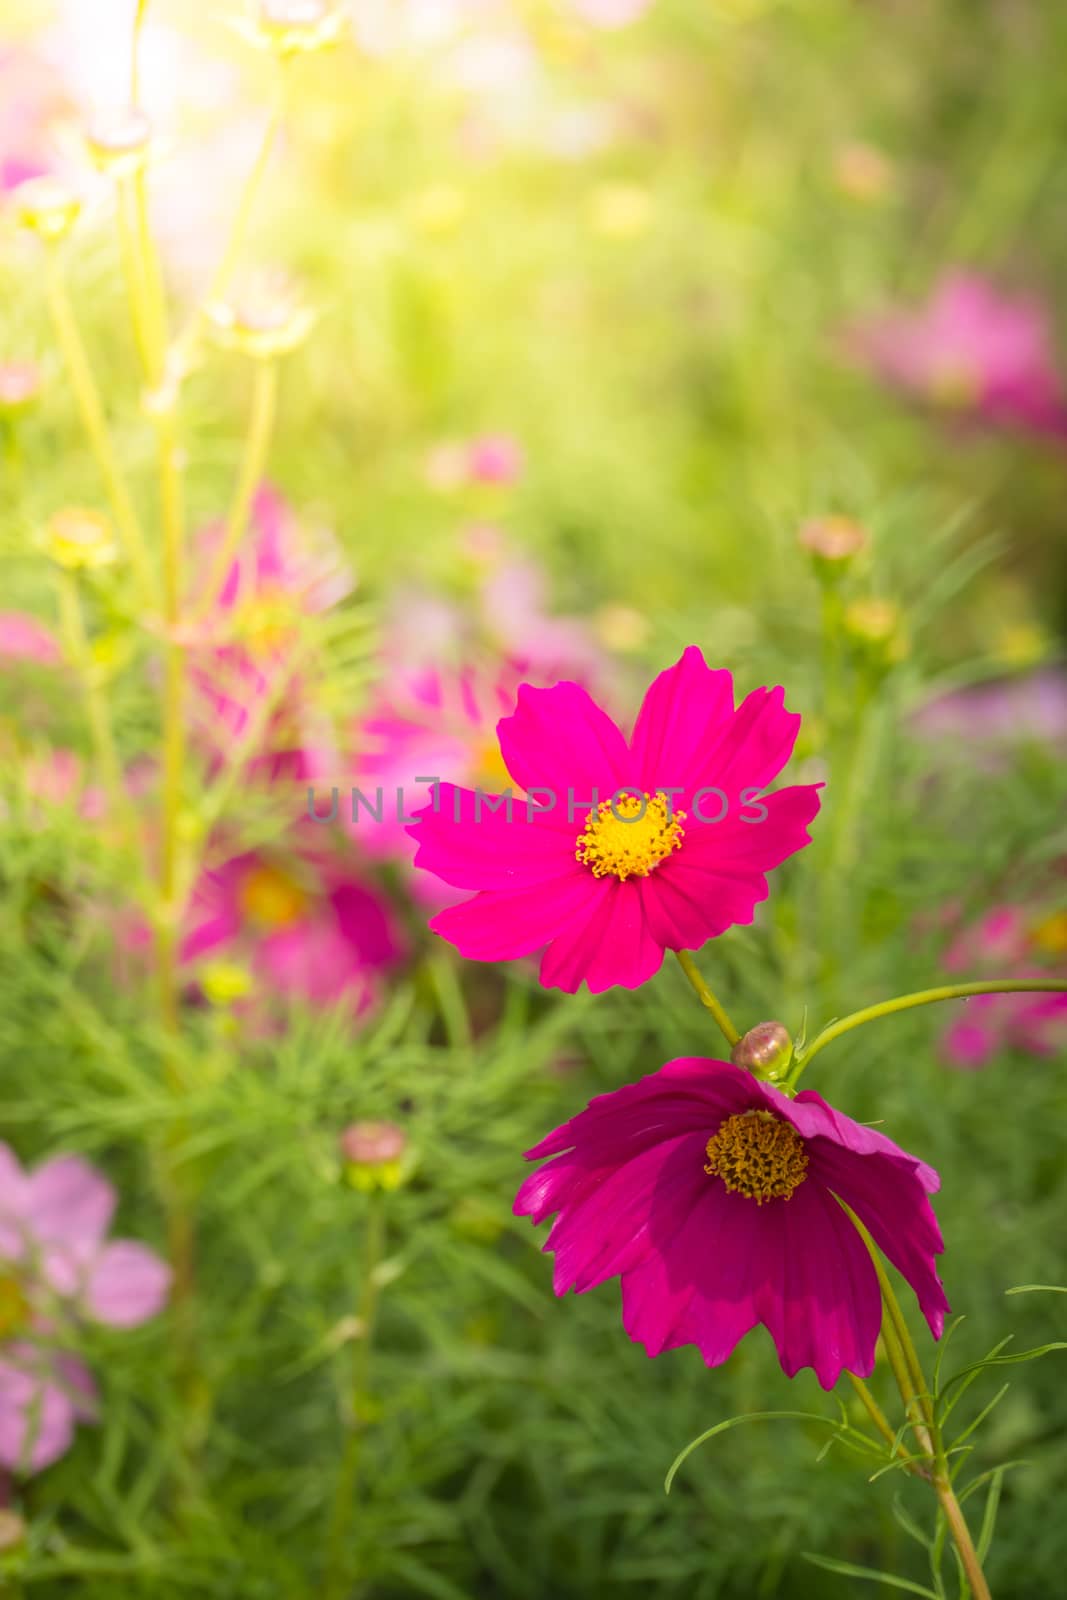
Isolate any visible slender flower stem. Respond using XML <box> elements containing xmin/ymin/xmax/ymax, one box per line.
<box><xmin>846</xmin><ymin>1372</ymin><xmax>928</xmax><ymax>1477</ymax></box>
<box><xmin>326</xmin><ymin>1195</ymin><xmax>386</xmax><ymax>1599</ymax></box>
<box><xmin>117</xmin><ymin>177</ymin><xmax>154</xmax><ymax>377</ymax></box>
<box><xmin>849</xmin><ymin>1211</ymin><xmax>992</xmax><ymax>1599</ymax></box>
<box><xmin>44</xmin><ymin>247</ymin><xmax>154</xmax><ymax>602</ymax></box>
<box><xmin>675</xmin><ymin>951</ymin><xmax>741</xmax><ymax>1047</ymax></box>
<box><xmin>171</xmin><ymin>62</ymin><xmax>290</xmax><ymax>379</ymax></box>
<box><xmin>54</xmin><ymin>571</ymin><xmax>149</xmax><ymax>892</ymax></box>
<box><xmin>196</xmin><ymin>359</ymin><xmax>278</xmax><ymax>618</ymax></box>
<box><xmin>131</xmin><ymin>0</ymin><xmax>151</xmax><ymax>107</ymax></box>
<box><xmin>792</xmin><ymin>978</ymin><xmax>1067</xmax><ymax>1082</ymax></box>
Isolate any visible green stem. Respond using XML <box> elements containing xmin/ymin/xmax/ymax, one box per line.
<box><xmin>792</xmin><ymin>978</ymin><xmax>1067</xmax><ymax>1083</ymax></box>
<box><xmin>846</xmin><ymin>1372</ymin><xmax>929</xmax><ymax>1477</ymax></box>
<box><xmin>54</xmin><ymin>572</ymin><xmax>148</xmax><ymax>892</ymax></box>
<box><xmin>131</xmin><ymin>0</ymin><xmax>151</xmax><ymax>106</ymax></box>
<box><xmin>44</xmin><ymin>247</ymin><xmax>155</xmax><ymax>603</ymax></box>
<box><xmin>325</xmin><ymin>1195</ymin><xmax>386</xmax><ymax>1598</ymax></box>
<box><xmin>171</xmin><ymin>62</ymin><xmax>289</xmax><ymax>379</ymax></box>
<box><xmin>675</xmin><ymin>950</ymin><xmax>741</xmax><ymax>1048</ymax></box>
<box><xmin>195</xmin><ymin>359</ymin><xmax>278</xmax><ymax>618</ymax></box>
<box><xmin>849</xmin><ymin>1209</ymin><xmax>992</xmax><ymax>1599</ymax></box>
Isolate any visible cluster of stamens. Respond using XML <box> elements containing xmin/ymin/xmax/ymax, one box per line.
<box><xmin>703</xmin><ymin>1110</ymin><xmax>809</xmax><ymax>1205</ymax></box>
<box><xmin>575</xmin><ymin>791</ymin><xmax>684</xmax><ymax>881</ymax></box>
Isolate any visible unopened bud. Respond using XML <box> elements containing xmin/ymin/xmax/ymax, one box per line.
<box><xmin>339</xmin><ymin>1120</ymin><xmax>411</xmax><ymax>1192</ymax></box>
<box><xmin>46</xmin><ymin>507</ymin><xmax>118</xmax><ymax>571</ymax></box>
<box><xmin>0</xmin><ymin>1508</ymin><xmax>25</xmax><ymax>1553</ymax></box>
<box><xmin>231</xmin><ymin>0</ymin><xmax>346</xmax><ymax>56</ymax></box>
<box><xmin>13</xmin><ymin>177</ymin><xmax>82</xmax><ymax>242</ymax></box>
<box><xmin>85</xmin><ymin>106</ymin><xmax>153</xmax><ymax>176</ymax></box>
<box><xmin>799</xmin><ymin>515</ymin><xmax>868</xmax><ymax>570</ymax></box>
<box><xmin>200</xmin><ymin>961</ymin><xmax>254</xmax><ymax>1006</ymax></box>
<box><xmin>833</xmin><ymin>142</ymin><xmax>894</xmax><ymax>204</ymax></box>
<box><xmin>206</xmin><ymin>270</ymin><xmax>315</xmax><ymax>360</ymax></box>
<box><xmin>730</xmin><ymin>1021</ymin><xmax>792</xmax><ymax>1081</ymax></box>
<box><xmin>844</xmin><ymin>597</ymin><xmax>908</xmax><ymax>667</ymax></box>
<box><xmin>0</xmin><ymin>361</ymin><xmax>42</xmax><ymax>415</ymax></box>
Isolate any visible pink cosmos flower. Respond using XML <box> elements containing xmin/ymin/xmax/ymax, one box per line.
<box><xmin>0</xmin><ymin>613</ymin><xmax>61</xmax><ymax>667</ymax></box>
<box><xmin>0</xmin><ymin>47</ymin><xmax>69</xmax><ymax>194</ymax></box>
<box><xmin>408</xmin><ymin>647</ymin><xmax>822</xmax><ymax>993</ymax></box>
<box><xmin>911</xmin><ymin>669</ymin><xmax>1067</xmax><ymax>752</ymax></box>
<box><xmin>182</xmin><ymin>827</ymin><xmax>405</xmax><ymax>1024</ymax></box>
<box><xmin>0</xmin><ymin>1146</ymin><xmax>170</xmax><ymax>1474</ymax></box>
<box><xmin>849</xmin><ymin>271</ymin><xmax>1067</xmax><ymax>439</ymax></box>
<box><xmin>940</xmin><ymin>904</ymin><xmax>1067</xmax><ymax>1069</ymax></box>
<box><xmin>186</xmin><ymin>485</ymin><xmax>350</xmax><ymax>786</ymax></box>
<box><xmin>515</xmin><ymin>1057</ymin><xmax>948</xmax><ymax>1390</ymax></box>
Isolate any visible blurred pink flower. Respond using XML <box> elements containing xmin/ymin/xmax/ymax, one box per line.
<box><xmin>570</xmin><ymin>0</ymin><xmax>652</xmax><ymax>27</ymax></box>
<box><xmin>911</xmin><ymin>669</ymin><xmax>1067</xmax><ymax>751</ymax></box>
<box><xmin>467</xmin><ymin>434</ymin><xmax>523</xmax><ymax>485</ymax></box>
<box><xmin>0</xmin><ymin>46</ymin><xmax>69</xmax><ymax>194</ymax></box>
<box><xmin>187</xmin><ymin>485</ymin><xmax>350</xmax><ymax>786</ymax></box>
<box><xmin>0</xmin><ymin>1147</ymin><xmax>170</xmax><ymax>1474</ymax></box>
<box><xmin>424</xmin><ymin>434</ymin><xmax>523</xmax><ymax>491</ymax></box>
<box><xmin>940</xmin><ymin>904</ymin><xmax>1067</xmax><ymax>1069</ymax></box>
<box><xmin>182</xmin><ymin>828</ymin><xmax>405</xmax><ymax>1024</ymax></box>
<box><xmin>0</xmin><ymin>614</ymin><xmax>61</xmax><ymax>667</ymax></box>
<box><xmin>348</xmin><ymin>662</ymin><xmax>528</xmax><ymax>903</ymax></box>
<box><xmin>849</xmin><ymin>272</ymin><xmax>1067</xmax><ymax>440</ymax></box>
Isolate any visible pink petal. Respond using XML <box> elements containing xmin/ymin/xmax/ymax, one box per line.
<box><xmin>85</xmin><ymin>1241</ymin><xmax>171</xmax><ymax>1328</ymax></box>
<box><xmin>628</xmin><ymin>647</ymin><xmax>735</xmax><ymax>794</ymax></box>
<box><xmin>771</xmin><ymin>1179</ymin><xmax>882</xmax><ymax>1388</ymax></box>
<box><xmin>496</xmin><ymin>682</ymin><xmax>633</xmax><ymax>807</ymax></box>
<box><xmin>430</xmin><ymin>871</ymin><xmax>599</xmax><ymax>962</ymax></box>
<box><xmin>0</xmin><ymin>1356</ymin><xmax>78</xmax><ymax>1474</ymax></box>
<box><xmin>408</xmin><ymin>783</ymin><xmax>578</xmax><ymax>890</ymax></box>
<box><xmin>538</xmin><ymin>878</ymin><xmax>664</xmax><ymax>993</ymax></box>
<box><xmin>811</xmin><ymin>1140</ymin><xmax>949</xmax><ymax>1340</ymax></box>
<box><xmin>24</xmin><ymin>1156</ymin><xmax>116</xmax><ymax>1247</ymax></box>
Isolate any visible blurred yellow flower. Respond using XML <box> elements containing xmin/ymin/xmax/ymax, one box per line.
<box><xmin>45</xmin><ymin>507</ymin><xmax>118</xmax><ymax>571</ymax></box>
<box><xmin>589</xmin><ymin>182</ymin><xmax>654</xmax><ymax>239</ymax></box>
<box><xmin>12</xmin><ymin>176</ymin><xmax>82</xmax><ymax>242</ymax></box>
<box><xmin>410</xmin><ymin>184</ymin><xmax>468</xmax><ymax>236</ymax></box>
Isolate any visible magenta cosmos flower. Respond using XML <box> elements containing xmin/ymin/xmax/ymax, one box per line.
<box><xmin>515</xmin><ymin>1058</ymin><xmax>949</xmax><ymax>1389</ymax></box>
<box><xmin>407</xmin><ymin>647</ymin><xmax>821</xmax><ymax>992</ymax></box>
<box><xmin>0</xmin><ymin>1146</ymin><xmax>170</xmax><ymax>1473</ymax></box>
<box><xmin>186</xmin><ymin>484</ymin><xmax>350</xmax><ymax>786</ymax></box>
<box><xmin>182</xmin><ymin>825</ymin><xmax>406</xmax><ymax>1025</ymax></box>
<box><xmin>940</xmin><ymin>904</ymin><xmax>1067</xmax><ymax>1069</ymax></box>
<box><xmin>849</xmin><ymin>271</ymin><xmax>1067</xmax><ymax>440</ymax></box>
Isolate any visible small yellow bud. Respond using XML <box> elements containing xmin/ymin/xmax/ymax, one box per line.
<box><xmin>340</xmin><ymin>1121</ymin><xmax>412</xmax><ymax>1193</ymax></box>
<box><xmin>844</xmin><ymin>597</ymin><xmax>909</xmax><ymax>668</ymax></box>
<box><xmin>206</xmin><ymin>271</ymin><xmax>315</xmax><ymax>361</ymax></box>
<box><xmin>798</xmin><ymin>515</ymin><xmax>868</xmax><ymax>568</ymax></box>
<box><xmin>594</xmin><ymin>604</ymin><xmax>650</xmax><ymax>653</ymax></box>
<box><xmin>85</xmin><ymin>107</ymin><xmax>153</xmax><ymax>176</ymax></box>
<box><xmin>590</xmin><ymin>182</ymin><xmax>654</xmax><ymax>239</ymax></box>
<box><xmin>45</xmin><ymin>507</ymin><xmax>118</xmax><ymax>571</ymax></box>
<box><xmin>832</xmin><ymin>142</ymin><xmax>894</xmax><ymax>204</ymax></box>
<box><xmin>13</xmin><ymin>177</ymin><xmax>82</xmax><ymax>242</ymax></box>
<box><xmin>200</xmin><ymin>961</ymin><xmax>255</xmax><ymax>1006</ymax></box>
<box><xmin>0</xmin><ymin>361</ymin><xmax>42</xmax><ymax>415</ymax></box>
<box><xmin>229</xmin><ymin>1</ymin><xmax>347</xmax><ymax>57</ymax></box>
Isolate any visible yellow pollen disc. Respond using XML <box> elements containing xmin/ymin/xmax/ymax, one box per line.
<box><xmin>0</xmin><ymin>1274</ymin><xmax>31</xmax><ymax>1338</ymax></box>
<box><xmin>472</xmin><ymin>739</ymin><xmax>512</xmax><ymax>792</ymax></box>
<box><xmin>239</xmin><ymin>862</ymin><xmax>308</xmax><ymax>929</ymax></box>
<box><xmin>575</xmin><ymin>791</ymin><xmax>685</xmax><ymax>881</ymax></box>
<box><xmin>1031</xmin><ymin>911</ymin><xmax>1067</xmax><ymax>956</ymax></box>
<box><xmin>703</xmin><ymin>1110</ymin><xmax>809</xmax><ymax>1205</ymax></box>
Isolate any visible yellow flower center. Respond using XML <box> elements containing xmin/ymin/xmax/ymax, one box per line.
<box><xmin>0</xmin><ymin>1274</ymin><xmax>31</xmax><ymax>1338</ymax></box>
<box><xmin>1030</xmin><ymin>911</ymin><xmax>1067</xmax><ymax>956</ymax></box>
<box><xmin>239</xmin><ymin>862</ymin><xmax>308</xmax><ymax>929</ymax></box>
<box><xmin>575</xmin><ymin>791</ymin><xmax>685</xmax><ymax>881</ymax></box>
<box><xmin>472</xmin><ymin>740</ymin><xmax>512</xmax><ymax>793</ymax></box>
<box><xmin>703</xmin><ymin>1111</ymin><xmax>809</xmax><ymax>1205</ymax></box>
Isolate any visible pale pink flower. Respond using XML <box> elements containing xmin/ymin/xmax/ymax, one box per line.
<box><xmin>0</xmin><ymin>1147</ymin><xmax>169</xmax><ymax>1475</ymax></box>
<box><xmin>849</xmin><ymin>271</ymin><xmax>1067</xmax><ymax>440</ymax></box>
